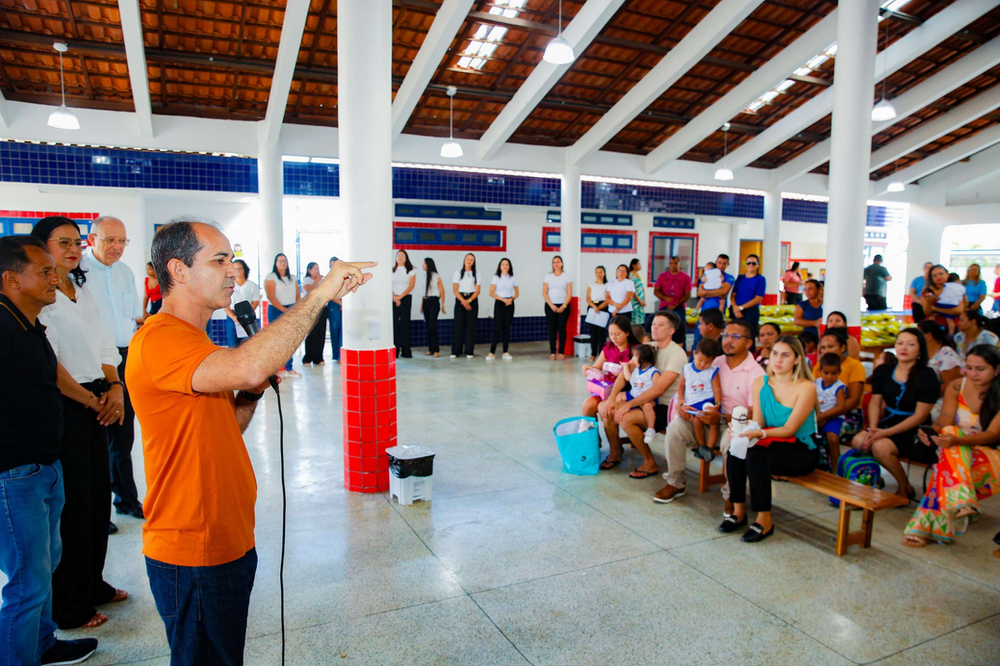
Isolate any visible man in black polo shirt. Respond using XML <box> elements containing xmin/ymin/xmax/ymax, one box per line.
<box><xmin>0</xmin><ymin>236</ymin><xmax>98</xmax><ymax>666</ymax></box>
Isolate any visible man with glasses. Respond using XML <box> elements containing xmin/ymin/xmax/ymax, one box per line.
<box><xmin>728</xmin><ymin>253</ymin><xmax>766</xmax><ymax>340</ymax></box>
<box><xmin>654</xmin><ymin>320</ymin><xmax>765</xmax><ymax>512</ymax></box>
<box><xmin>82</xmin><ymin>216</ymin><xmax>145</xmax><ymax>524</ymax></box>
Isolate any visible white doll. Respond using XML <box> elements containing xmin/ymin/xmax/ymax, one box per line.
<box><xmin>728</xmin><ymin>405</ymin><xmax>761</xmax><ymax>460</ymax></box>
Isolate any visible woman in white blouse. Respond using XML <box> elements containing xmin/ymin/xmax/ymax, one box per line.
<box><xmin>420</xmin><ymin>257</ymin><xmax>446</xmax><ymax>357</ymax></box>
<box><xmin>607</xmin><ymin>264</ymin><xmax>636</xmax><ymax>318</ymax></box>
<box><xmin>301</xmin><ymin>262</ymin><xmax>328</xmax><ymax>366</ymax></box>
<box><xmin>487</xmin><ymin>257</ymin><xmax>519</xmax><ymax>361</ymax></box>
<box><xmin>452</xmin><ymin>253</ymin><xmax>481</xmax><ymax>358</ymax></box>
<box><xmin>543</xmin><ymin>255</ymin><xmax>573</xmax><ymax>361</ymax></box>
<box><xmin>32</xmin><ymin>216</ymin><xmax>127</xmax><ymax>630</ymax></box>
<box><xmin>391</xmin><ymin>250</ymin><xmax>416</xmax><ymax>359</ymax></box>
<box><xmin>222</xmin><ymin>259</ymin><xmax>260</xmax><ymax>348</ymax></box>
<box><xmin>264</xmin><ymin>253</ymin><xmax>301</xmax><ymax>376</ymax></box>
<box><xmin>586</xmin><ymin>266</ymin><xmax>610</xmax><ymax>361</ymax></box>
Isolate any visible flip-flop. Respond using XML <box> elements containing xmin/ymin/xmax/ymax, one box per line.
<box><xmin>81</xmin><ymin>612</ymin><xmax>108</xmax><ymax>629</ymax></box>
<box><xmin>109</xmin><ymin>589</ymin><xmax>128</xmax><ymax>603</ymax></box>
<box><xmin>599</xmin><ymin>458</ymin><xmax>621</xmax><ymax>470</ymax></box>
<box><xmin>629</xmin><ymin>468</ymin><xmax>658</xmax><ymax>479</ymax></box>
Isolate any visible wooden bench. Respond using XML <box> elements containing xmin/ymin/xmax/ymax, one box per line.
<box><xmin>775</xmin><ymin>470</ymin><xmax>908</xmax><ymax>556</ymax></box>
<box><xmin>698</xmin><ymin>447</ymin><xmax>725</xmax><ymax>492</ymax></box>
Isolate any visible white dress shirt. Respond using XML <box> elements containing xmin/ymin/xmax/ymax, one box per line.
<box><xmin>491</xmin><ymin>274</ymin><xmax>518</xmax><ymax>298</ymax></box>
<box><xmin>544</xmin><ymin>272</ymin><xmax>571</xmax><ymax>305</ymax></box>
<box><xmin>40</xmin><ymin>284</ymin><xmax>121</xmax><ymax>383</ymax></box>
<box><xmin>453</xmin><ymin>270</ymin><xmax>481</xmax><ymax>293</ymax></box>
<box><xmin>231</xmin><ymin>280</ymin><xmax>260</xmax><ymax>339</ymax></box>
<box><xmin>265</xmin><ymin>272</ymin><xmax>298</xmax><ymax>305</ymax></box>
<box><xmin>392</xmin><ymin>267</ymin><xmax>416</xmax><ymax>296</ymax></box>
<box><xmin>81</xmin><ymin>252</ymin><xmax>142</xmax><ymax>349</ymax></box>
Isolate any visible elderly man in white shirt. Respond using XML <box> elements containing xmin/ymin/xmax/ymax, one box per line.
<box><xmin>82</xmin><ymin>215</ymin><xmax>145</xmax><ymax>521</ymax></box>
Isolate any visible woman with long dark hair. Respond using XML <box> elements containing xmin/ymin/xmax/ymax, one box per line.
<box><xmin>391</xmin><ymin>250</ymin><xmax>416</xmax><ymax>358</ymax></box>
<box><xmin>851</xmin><ymin>328</ymin><xmax>941</xmax><ymax>500</ymax></box>
<box><xmin>421</xmin><ymin>258</ymin><xmax>446</xmax><ymax>357</ymax></box>
<box><xmin>954</xmin><ymin>309</ymin><xmax>999</xmax><ymax>358</ymax></box>
<box><xmin>32</xmin><ymin>216</ymin><xmax>127</xmax><ymax>629</ymax></box>
<box><xmin>543</xmin><ymin>255</ymin><xmax>573</xmax><ymax>361</ymax></box>
<box><xmin>302</xmin><ymin>261</ymin><xmax>328</xmax><ymax>366</ymax></box>
<box><xmin>917</xmin><ymin>319</ymin><xmax>962</xmax><ymax>396</ymax></box>
<box><xmin>223</xmin><ymin>259</ymin><xmax>259</xmax><ymax>348</ymax></box>
<box><xmin>264</xmin><ymin>253</ymin><xmax>300</xmax><ymax>376</ymax></box>
<box><xmin>144</xmin><ymin>261</ymin><xmax>162</xmax><ymax>315</ymax></box>
<box><xmin>451</xmin><ymin>253</ymin><xmax>481</xmax><ymax>358</ymax></box>
<box><xmin>905</xmin><ymin>345</ymin><xmax>1000</xmax><ymax>547</ymax></box>
<box><xmin>581</xmin><ymin>315</ymin><xmax>639</xmax><ymax>420</ymax></box>
<box><xmin>586</xmin><ymin>266</ymin><xmax>610</xmax><ymax>361</ymax></box>
<box><xmin>487</xmin><ymin>258</ymin><xmax>519</xmax><ymax>361</ymax></box>
<box><xmin>824</xmin><ymin>311</ymin><xmax>861</xmax><ymax>359</ymax></box>
<box><xmin>782</xmin><ymin>261</ymin><xmax>802</xmax><ymax>305</ymax></box>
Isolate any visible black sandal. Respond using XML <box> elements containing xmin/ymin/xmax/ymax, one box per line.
<box><xmin>629</xmin><ymin>468</ymin><xmax>658</xmax><ymax>479</ymax></box>
<box><xmin>599</xmin><ymin>458</ymin><xmax>621</xmax><ymax>471</ymax></box>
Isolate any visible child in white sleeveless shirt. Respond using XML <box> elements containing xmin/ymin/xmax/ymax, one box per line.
<box><xmin>680</xmin><ymin>338</ymin><xmax>723</xmax><ymax>463</ymax></box>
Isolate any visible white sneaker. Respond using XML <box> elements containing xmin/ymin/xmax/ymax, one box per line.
<box><xmin>502</xmin><ymin>353</ymin><xmax>513</xmax><ymax>361</ymax></box>
<box><xmin>449</xmin><ymin>354</ymin><xmax>457</xmax><ymax>359</ymax></box>
<box><xmin>643</xmin><ymin>428</ymin><xmax>656</xmax><ymax>445</ymax></box>
<box><xmin>466</xmin><ymin>355</ymin><xmax>474</xmax><ymax>359</ymax></box>
<box><xmin>486</xmin><ymin>353</ymin><xmax>495</xmax><ymax>361</ymax></box>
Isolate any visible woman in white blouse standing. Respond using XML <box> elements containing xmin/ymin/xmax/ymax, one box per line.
<box><xmin>586</xmin><ymin>266</ymin><xmax>610</xmax><ymax>361</ymax></box>
<box><xmin>451</xmin><ymin>253</ymin><xmax>481</xmax><ymax>359</ymax></box>
<box><xmin>487</xmin><ymin>257</ymin><xmax>519</xmax><ymax>361</ymax></box>
<box><xmin>420</xmin><ymin>257</ymin><xmax>446</xmax><ymax>357</ymax></box>
<box><xmin>301</xmin><ymin>262</ymin><xmax>328</xmax><ymax>366</ymax></box>
<box><xmin>222</xmin><ymin>259</ymin><xmax>260</xmax><ymax>348</ymax></box>
<box><xmin>391</xmin><ymin>250</ymin><xmax>416</xmax><ymax>359</ymax></box>
<box><xmin>264</xmin><ymin>253</ymin><xmax>301</xmax><ymax>376</ymax></box>
<box><xmin>607</xmin><ymin>263</ymin><xmax>636</xmax><ymax>319</ymax></box>
<box><xmin>543</xmin><ymin>255</ymin><xmax>573</xmax><ymax>361</ymax></box>
<box><xmin>32</xmin><ymin>217</ymin><xmax>127</xmax><ymax>630</ymax></box>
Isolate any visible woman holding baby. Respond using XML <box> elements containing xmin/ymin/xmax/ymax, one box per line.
<box><xmin>720</xmin><ymin>335</ymin><xmax>819</xmax><ymax>543</ymax></box>
<box><xmin>581</xmin><ymin>316</ymin><xmax>640</xmax><ymax>419</ymax></box>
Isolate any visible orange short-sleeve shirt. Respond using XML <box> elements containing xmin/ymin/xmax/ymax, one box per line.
<box><xmin>812</xmin><ymin>354</ymin><xmax>866</xmax><ymax>387</ymax></box>
<box><xmin>126</xmin><ymin>313</ymin><xmax>257</xmax><ymax>567</ymax></box>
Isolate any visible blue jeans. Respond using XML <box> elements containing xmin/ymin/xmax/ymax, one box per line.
<box><xmin>0</xmin><ymin>461</ymin><xmax>64</xmax><ymax>666</ymax></box>
<box><xmin>327</xmin><ymin>301</ymin><xmax>342</xmax><ymax>361</ymax></box>
<box><xmin>267</xmin><ymin>305</ymin><xmax>294</xmax><ymax>371</ymax></box>
<box><xmin>146</xmin><ymin>548</ymin><xmax>257</xmax><ymax>666</ymax></box>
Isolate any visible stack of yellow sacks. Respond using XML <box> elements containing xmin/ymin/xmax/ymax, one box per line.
<box><xmin>685</xmin><ymin>306</ymin><xmax>903</xmax><ymax>346</ymax></box>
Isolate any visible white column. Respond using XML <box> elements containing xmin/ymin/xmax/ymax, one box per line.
<box><xmin>762</xmin><ymin>188</ymin><xmax>782</xmax><ymax>305</ymax></box>
<box><xmin>257</xmin><ymin>139</ymin><xmax>284</xmax><ymax>283</ymax></box>
<box><xmin>825</xmin><ymin>0</ymin><xmax>880</xmax><ymax>328</ymax></box>
<box><xmin>729</xmin><ymin>222</ymin><xmax>741</xmax><ymax>266</ymax></box>
<box><xmin>561</xmin><ymin>161</ymin><xmax>582</xmax><ymax>351</ymax></box>
<box><xmin>338</xmin><ymin>0</ymin><xmax>393</xmax><ymax>349</ymax></box>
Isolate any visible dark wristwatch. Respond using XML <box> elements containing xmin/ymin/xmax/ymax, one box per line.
<box><xmin>238</xmin><ymin>390</ymin><xmax>265</xmax><ymax>403</ymax></box>
<box><xmin>107</xmin><ymin>381</ymin><xmax>123</xmax><ymax>389</ymax></box>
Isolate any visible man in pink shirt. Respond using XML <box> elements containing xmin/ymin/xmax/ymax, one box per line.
<box><xmin>654</xmin><ymin>319</ymin><xmax>765</xmax><ymax>512</ymax></box>
<box><xmin>653</xmin><ymin>256</ymin><xmax>692</xmax><ymax>348</ymax></box>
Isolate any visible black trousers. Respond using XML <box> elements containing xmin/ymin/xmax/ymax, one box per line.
<box><xmin>911</xmin><ymin>301</ymin><xmax>926</xmax><ymax>323</ymax></box>
<box><xmin>785</xmin><ymin>293</ymin><xmax>802</xmax><ymax>305</ymax></box>
<box><xmin>671</xmin><ymin>304</ymin><xmax>687</xmax><ymax>349</ymax></box>
<box><xmin>452</xmin><ymin>297</ymin><xmax>478</xmax><ymax>356</ymax></box>
<box><xmin>545</xmin><ymin>303</ymin><xmax>570</xmax><ymax>354</ymax></box>
<box><xmin>303</xmin><ymin>309</ymin><xmax>327</xmax><ymax>364</ymax></box>
<box><xmin>864</xmin><ymin>294</ymin><xmax>887</xmax><ymax>311</ymax></box>
<box><xmin>490</xmin><ymin>300</ymin><xmax>515</xmax><ymax>353</ymax></box>
<box><xmin>53</xmin><ymin>392</ymin><xmax>115</xmax><ymax>629</ymax></box>
<box><xmin>727</xmin><ymin>440</ymin><xmax>818</xmax><ymax>513</ymax></box>
<box><xmin>393</xmin><ymin>295</ymin><xmax>412</xmax><ymax>358</ymax></box>
<box><xmin>108</xmin><ymin>347</ymin><xmax>138</xmax><ymax>507</ymax></box>
<box><xmin>423</xmin><ymin>297</ymin><xmax>441</xmax><ymax>353</ymax></box>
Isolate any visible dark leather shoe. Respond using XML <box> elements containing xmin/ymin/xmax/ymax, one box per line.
<box><xmin>115</xmin><ymin>502</ymin><xmax>145</xmax><ymax>519</ymax></box>
<box><xmin>108</xmin><ymin>521</ymin><xmax>118</xmax><ymax>535</ymax></box>
<box><xmin>742</xmin><ymin>523</ymin><xmax>775</xmax><ymax>543</ymax></box>
<box><xmin>718</xmin><ymin>514</ymin><xmax>747</xmax><ymax>533</ymax></box>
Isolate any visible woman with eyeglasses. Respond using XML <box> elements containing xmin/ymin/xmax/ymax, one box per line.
<box><xmin>729</xmin><ymin>254</ymin><xmax>766</xmax><ymax>340</ymax></box>
<box><xmin>31</xmin><ymin>217</ymin><xmax>128</xmax><ymax>629</ymax></box>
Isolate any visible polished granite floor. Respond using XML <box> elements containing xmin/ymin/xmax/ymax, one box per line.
<box><xmin>37</xmin><ymin>342</ymin><xmax>1000</xmax><ymax>665</ymax></box>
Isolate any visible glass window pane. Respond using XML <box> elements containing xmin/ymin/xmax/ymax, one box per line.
<box><xmin>396</xmin><ymin>231</ymin><xmax>414</xmax><ymax>242</ymax></box>
<box><xmin>419</xmin><ymin>232</ymin><xmax>436</xmax><ymax>242</ymax></box>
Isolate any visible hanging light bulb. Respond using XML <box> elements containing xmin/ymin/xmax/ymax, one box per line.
<box><xmin>440</xmin><ymin>86</ymin><xmax>463</xmax><ymax>159</ymax></box>
<box><xmin>871</xmin><ymin>18</ymin><xmax>897</xmax><ymax>122</ymax></box>
<box><xmin>543</xmin><ymin>0</ymin><xmax>575</xmax><ymax>65</ymax></box>
<box><xmin>714</xmin><ymin>123</ymin><xmax>734</xmax><ymax>181</ymax></box>
<box><xmin>886</xmin><ymin>180</ymin><xmax>905</xmax><ymax>193</ymax></box>
<box><xmin>47</xmin><ymin>42</ymin><xmax>80</xmax><ymax>131</ymax></box>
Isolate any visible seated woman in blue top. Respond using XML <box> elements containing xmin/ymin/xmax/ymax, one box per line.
<box><xmin>793</xmin><ymin>278</ymin><xmax>823</xmax><ymax>339</ymax></box>
<box><xmin>729</xmin><ymin>253</ymin><xmax>766</xmax><ymax>338</ymax></box>
<box><xmin>963</xmin><ymin>263</ymin><xmax>988</xmax><ymax>314</ymax></box>
<box><xmin>721</xmin><ymin>335</ymin><xmax>818</xmax><ymax>543</ymax></box>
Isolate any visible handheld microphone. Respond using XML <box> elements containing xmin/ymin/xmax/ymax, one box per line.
<box><xmin>234</xmin><ymin>300</ymin><xmax>279</xmax><ymax>393</ymax></box>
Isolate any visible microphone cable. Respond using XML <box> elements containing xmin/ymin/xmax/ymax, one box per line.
<box><xmin>272</xmin><ymin>383</ymin><xmax>287</xmax><ymax>666</ymax></box>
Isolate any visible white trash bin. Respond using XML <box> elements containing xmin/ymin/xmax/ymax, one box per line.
<box><xmin>574</xmin><ymin>334</ymin><xmax>591</xmax><ymax>358</ymax></box>
<box><xmin>386</xmin><ymin>445</ymin><xmax>435</xmax><ymax>505</ymax></box>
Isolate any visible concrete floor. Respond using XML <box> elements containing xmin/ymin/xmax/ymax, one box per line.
<box><xmin>46</xmin><ymin>342</ymin><xmax>1000</xmax><ymax>665</ymax></box>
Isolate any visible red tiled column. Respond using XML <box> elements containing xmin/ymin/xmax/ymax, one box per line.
<box><xmin>563</xmin><ymin>295</ymin><xmax>580</xmax><ymax>356</ymax></box>
<box><xmin>341</xmin><ymin>348</ymin><xmax>397</xmax><ymax>493</ymax></box>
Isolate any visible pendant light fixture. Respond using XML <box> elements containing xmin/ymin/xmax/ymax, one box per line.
<box><xmin>543</xmin><ymin>0</ymin><xmax>575</xmax><ymax>65</ymax></box>
<box><xmin>871</xmin><ymin>17</ymin><xmax>897</xmax><ymax>122</ymax></box>
<box><xmin>886</xmin><ymin>161</ymin><xmax>905</xmax><ymax>192</ymax></box>
<box><xmin>714</xmin><ymin>123</ymin><xmax>734</xmax><ymax>181</ymax></box>
<box><xmin>440</xmin><ymin>86</ymin><xmax>463</xmax><ymax>159</ymax></box>
<box><xmin>47</xmin><ymin>42</ymin><xmax>80</xmax><ymax>131</ymax></box>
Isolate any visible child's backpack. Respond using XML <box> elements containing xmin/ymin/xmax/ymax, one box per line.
<box><xmin>830</xmin><ymin>449</ymin><xmax>882</xmax><ymax>507</ymax></box>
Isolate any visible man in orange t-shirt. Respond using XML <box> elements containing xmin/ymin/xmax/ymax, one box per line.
<box><xmin>127</xmin><ymin>220</ymin><xmax>373</xmax><ymax>665</ymax></box>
